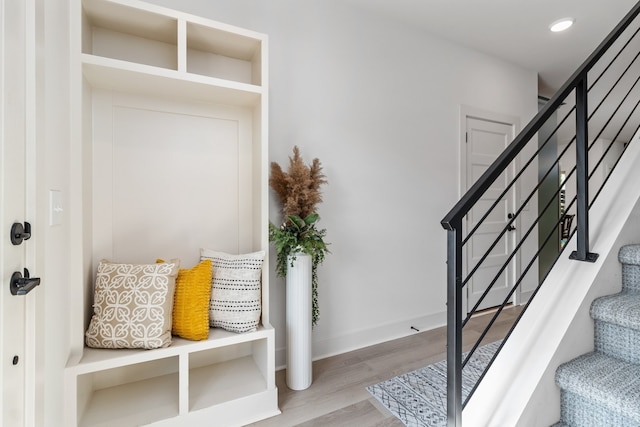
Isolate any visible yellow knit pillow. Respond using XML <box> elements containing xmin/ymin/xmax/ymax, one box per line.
<box><xmin>159</xmin><ymin>258</ymin><xmax>213</xmax><ymax>341</ymax></box>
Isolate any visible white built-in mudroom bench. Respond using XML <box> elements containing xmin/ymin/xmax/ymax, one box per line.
<box><xmin>64</xmin><ymin>0</ymin><xmax>279</xmax><ymax>425</ymax></box>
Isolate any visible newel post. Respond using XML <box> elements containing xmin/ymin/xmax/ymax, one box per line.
<box><xmin>446</xmin><ymin>219</ymin><xmax>463</xmax><ymax>427</ymax></box>
<box><xmin>571</xmin><ymin>75</ymin><xmax>599</xmax><ymax>263</ymax></box>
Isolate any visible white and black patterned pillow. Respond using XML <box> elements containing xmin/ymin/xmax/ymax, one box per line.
<box><xmin>85</xmin><ymin>259</ymin><xmax>179</xmax><ymax>349</ymax></box>
<box><xmin>200</xmin><ymin>249</ymin><xmax>264</xmax><ymax>333</ymax></box>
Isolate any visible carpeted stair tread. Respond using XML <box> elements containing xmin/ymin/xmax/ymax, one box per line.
<box><xmin>555</xmin><ymin>352</ymin><xmax>640</xmax><ymax>423</ymax></box>
<box><xmin>591</xmin><ymin>291</ymin><xmax>640</xmax><ymax>331</ymax></box>
<box><xmin>619</xmin><ymin>244</ymin><xmax>640</xmax><ymax>266</ymax></box>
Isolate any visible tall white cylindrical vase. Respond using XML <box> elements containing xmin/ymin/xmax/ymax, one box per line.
<box><xmin>286</xmin><ymin>253</ymin><xmax>313</xmax><ymax>390</ymax></box>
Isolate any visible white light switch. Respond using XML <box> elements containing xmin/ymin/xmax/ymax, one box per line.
<box><xmin>50</xmin><ymin>190</ymin><xmax>63</xmax><ymax>226</ymax></box>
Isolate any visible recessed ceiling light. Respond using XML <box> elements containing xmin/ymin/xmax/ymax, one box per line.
<box><xmin>550</xmin><ymin>18</ymin><xmax>575</xmax><ymax>32</ymax></box>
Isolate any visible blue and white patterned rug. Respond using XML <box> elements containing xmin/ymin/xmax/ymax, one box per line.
<box><xmin>366</xmin><ymin>340</ymin><xmax>501</xmax><ymax>427</ymax></box>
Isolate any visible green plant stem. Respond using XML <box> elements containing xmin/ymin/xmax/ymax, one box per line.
<box><xmin>269</xmin><ymin>215</ymin><xmax>328</xmax><ymax>327</ymax></box>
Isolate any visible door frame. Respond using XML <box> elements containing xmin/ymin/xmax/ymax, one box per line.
<box><xmin>459</xmin><ymin>105</ymin><xmax>521</xmax><ymax>314</ymax></box>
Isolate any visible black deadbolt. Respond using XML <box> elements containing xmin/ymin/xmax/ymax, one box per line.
<box><xmin>11</xmin><ymin>222</ymin><xmax>31</xmax><ymax>245</ymax></box>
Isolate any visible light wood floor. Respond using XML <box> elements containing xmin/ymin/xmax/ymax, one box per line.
<box><xmin>249</xmin><ymin>306</ymin><xmax>523</xmax><ymax>427</ymax></box>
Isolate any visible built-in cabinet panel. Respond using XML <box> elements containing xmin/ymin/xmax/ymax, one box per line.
<box><xmin>91</xmin><ymin>91</ymin><xmax>254</xmax><ymax>267</ymax></box>
<box><xmin>66</xmin><ymin>0</ymin><xmax>277</xmax><ymax>425</ymax></box>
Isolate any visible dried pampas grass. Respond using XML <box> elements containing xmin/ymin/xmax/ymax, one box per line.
<box><xmin>270</xmin><ymin>146</ymin><xmax>327</xmax><ymax>220</ymax></box>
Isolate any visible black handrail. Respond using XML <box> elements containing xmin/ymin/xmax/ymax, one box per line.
<box><xmin>441</xmin><ymin>2</ymin><xmax>640</xmax><ymax>426</ymax></box>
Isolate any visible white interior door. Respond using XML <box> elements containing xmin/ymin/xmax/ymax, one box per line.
<box><xmin>1</xmin><ymin>0</ymin><xmax>30</xmax><ymax>425</ymax></box>
<box><xmin>465</xmin><ymin>116</ymin><xmax>516</xmax><ymax>313</ymax></box>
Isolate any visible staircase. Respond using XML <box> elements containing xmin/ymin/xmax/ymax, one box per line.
<box><xmin>555</xmin><ymin>244</ymin><xmax>640</xmax><ymax>426</ymax></box>
<box><xmin>441</xmin><ymin>1</ymin><xmax>640</xmax><ymax>423</ymax></box>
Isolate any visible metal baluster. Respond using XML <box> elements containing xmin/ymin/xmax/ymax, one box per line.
<box><xmin>571</xmin><ymin>76</ymin><xmax>599</xmax><ymax>263</ymax></box>
<box><xmin>447</xmin><ymin>220</ymin><xmax>463</xmax><ymax>427</ymax></box>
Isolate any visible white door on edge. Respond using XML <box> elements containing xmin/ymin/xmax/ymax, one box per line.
<box><xmin>1</xmin><ymin>0</ymin><xmax>31</xmax><ymax>424</ymax></box>
<box><xmin>465</xmin><ymin>116</ymin><xmax>516</xmax><ymax>313</ymax></box>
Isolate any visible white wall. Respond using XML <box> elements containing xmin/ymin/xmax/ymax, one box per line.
<box><xmin>143</xmin><ymin>0</ymin><xmax>538</xmax><ymax>366</ymax></box>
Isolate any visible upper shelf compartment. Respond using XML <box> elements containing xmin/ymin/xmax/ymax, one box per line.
<box><xmin>186</xmin><ymin>21</ymin><xmax>262</xmax><ymax>86</ymax></box>
<box><xmin>82</xmin><ymin>0</ymin><xmax>178</xmax><ymax>70</ymax></box>
<box><xmin>81</xmin><ymin>0</ymin><xmax>265</xmax><ymax>106</ymax></box>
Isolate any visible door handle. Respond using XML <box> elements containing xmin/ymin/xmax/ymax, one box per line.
<box><xmin>10</xmin><ymin>222</ymin><xmax>31</xmax><ymax>245</ymax></box>
<box><xmin>10</xmin><ymin>268</ymin><xmax>40</xmax><ymax>296</ymax></box>
<box><xmin>507</xmin><ymin>213</ymin><xmax>516</xmax><ymax>231</ymax></box>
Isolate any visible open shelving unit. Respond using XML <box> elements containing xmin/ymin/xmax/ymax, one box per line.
<box><xmin>64</xmin><ymin>0</ymin><xmax>278</xmax><ymax>425</ymax></box>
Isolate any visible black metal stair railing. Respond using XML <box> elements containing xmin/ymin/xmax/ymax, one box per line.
<box><xmin>441</xmin><ymin>2</ymin><xmax>640</xmax><ymax>426</ymax></box>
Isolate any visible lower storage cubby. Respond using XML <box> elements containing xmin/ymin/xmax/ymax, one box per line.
<box><xmin>76</xmin><ymin>357</ymin><xmax>179</xmax><ymax>427</ymax></box>
<box><xmin>189</xmin><ymin>340</ymin><xmax>268</xmax><ymax>412</ymax></box>
<box><xmin>66</xmin><ymin>327</ymin><xmax>277</xmax><ymax>426</ymax></box>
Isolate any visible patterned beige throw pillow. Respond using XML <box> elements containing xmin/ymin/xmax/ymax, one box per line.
<box><xmin>85</xmin><ymin>259</ymin><xmax>180</xmax><ymax>349</ymax></box>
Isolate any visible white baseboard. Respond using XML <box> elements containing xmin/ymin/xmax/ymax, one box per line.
<box><xmin>275</xmin><ymin>310</ymin><xmax>446</xmax><ymax>370</ymax></box>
